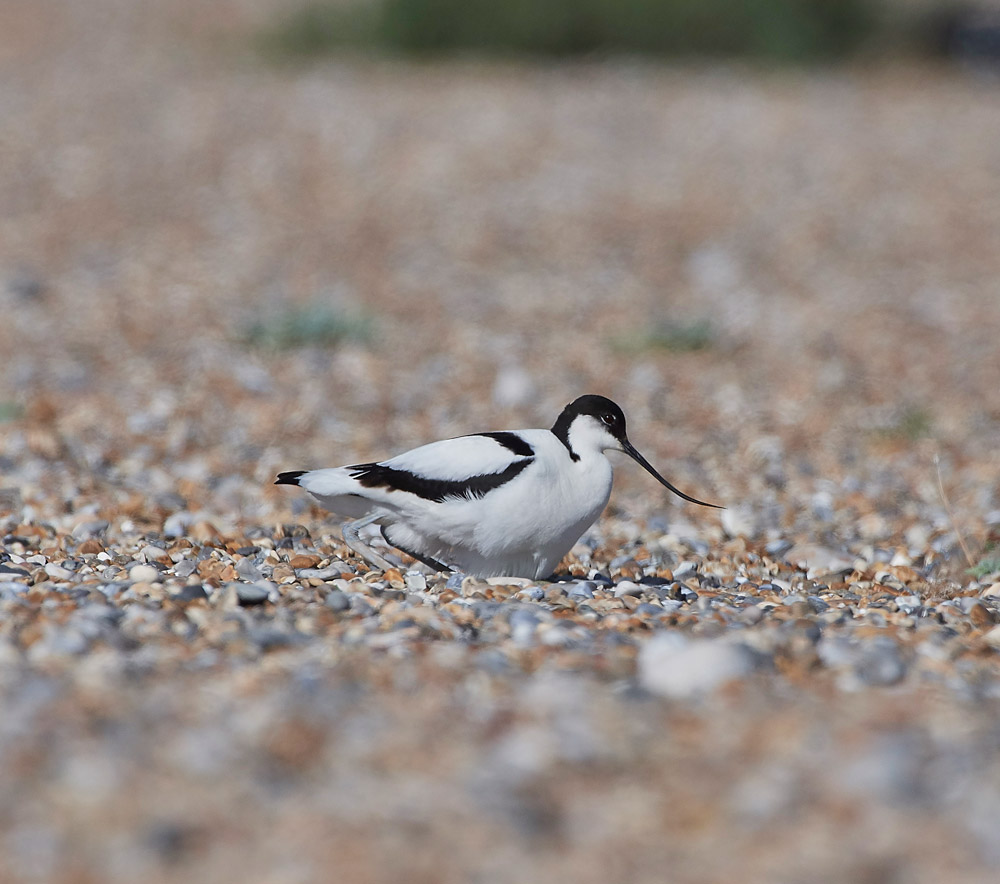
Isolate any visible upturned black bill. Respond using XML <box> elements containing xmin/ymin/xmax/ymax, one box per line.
<box><xmin>622</xmin><ymin>441</ymin><xmax>722</xmax><ymax>509</ymax></box>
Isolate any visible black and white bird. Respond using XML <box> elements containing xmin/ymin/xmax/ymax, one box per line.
<box><xmin>275</xmin><ymin>394</ymin><xmax>720</xmax><ymax>579</ymax></box>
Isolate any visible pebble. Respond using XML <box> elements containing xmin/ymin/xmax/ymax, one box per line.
<box><xmin>350</xmin><ymin>596</ymin><xmax>375</xmax><ymax>616</ymax></box>
<box><xmin>509</xmin><ymin>608</ymin><xmax>542</xmax><ymax>644</ymax></box>
<box><xmin>296</xmin><ymin>567</ymin><xmax>345</xmax><ymax>580</ymax></box>
<box><xmin>613</xmin><ymin>580</ymin><xmax>643</xmax><ymax>598</ymax></box>
<box><xmin>405</xmin><ymin>572</ymin><xmax>427</xmax><ymax>591</ymax></box>
<box><xmin>895</xmin><ymin>595</ymin><xmax>922</xmax><ymax>614</ymax></box>
<box><xmin>72</xmin><ymin>519</ymin><xmax>109</xmax><ymax>539</ymax></box>
<box><xmin>567</xmin><ymin>581</ymin><xmax>596</xmax><ymax>599</ymax></box>
<box><xmin>235</xmin><ymin>558</ymin><xmax>264</xmax><ymax>583</ymax></box>
<box><xmin>0</xmin><ymin>501</ymin><xmax>994</xmax><ymax>752</ymax></box>
<box><xmin>969</xmin><ymin>604</ymin><xmax>996</xmax><ymax>628</ymax></box>
<box><xmin>172</xmin><ymin>585</ymin><xmax>208</xmax><ymax>602</ymax></box>
<box><xmin>128</xmin><ymin>564</ymin><xmax>160</xmax><ymax>584</ymax></box>
<box><xmin>853</xmin><ymin>639</ymin><xmax>908</xmax><ymax>687</ymax></box>
<box><xmin>764</xmin><ymin>539</ymin><xmax>794</xmax><ymax>557</ymax></box>
<box><xmin>234</xmin><ymin>582</ymin><xmax>273</xmax><ymax>606</ymax></box>
<box><xmin>324</xmin><ymin>589</ymin><xmax>351</xmax><ymax>612</ymax></box>
<box><xmin>639</xmin><ymin>634</ymin><xmax>759</xmax><ymax>699</ymax></box>
<box><xmin>173</xmin><ymin>559</ymin><xmax>198</xmax><ymax>578</ymax></box>
<box><xmin>635</xmin><ymin>603</ymin><xmax>666</xmax><ymax>617</ymax></box>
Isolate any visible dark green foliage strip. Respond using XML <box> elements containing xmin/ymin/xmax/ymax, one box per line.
<box><xmin>261</xmin><ymin>0</ymin><xmax>878</xmax><ymax>63</ymax></box>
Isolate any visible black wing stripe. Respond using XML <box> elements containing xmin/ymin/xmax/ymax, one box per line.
<box><xmin>473</xmin><ymin>431</ymin><xmax>535</xmax><ymax>457</ymax></box>
<box><xmin>350</xmin><ymin>459</ymin><xmax>532</xmax><ymax>503</ymax></box>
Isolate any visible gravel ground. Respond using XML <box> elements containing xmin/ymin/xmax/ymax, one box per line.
<box><xmin>2</xmin><ymin>2</ymin><xmax>1000</xmax><ymax>882</ymax></box>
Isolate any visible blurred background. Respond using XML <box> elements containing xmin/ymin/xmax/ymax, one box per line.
<box><xmin>1</xmin><ymin>0</ymin><xmax>998</xmax><ymax>556</ymax></box>
<box><xmin>2</xmin><ymin>0</ymin><xmax>1000</xmax><ymax>881</ymax></box>
<box><xmin>2</xmin><ymin>0</ymin><xmax>999</xmax><ymax>541</ymax></box>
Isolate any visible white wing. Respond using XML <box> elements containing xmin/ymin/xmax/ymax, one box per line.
<box><xmin>381</xmin><ymin>432</ymin><xmax>533</xmax><ymax>480</ymax></box>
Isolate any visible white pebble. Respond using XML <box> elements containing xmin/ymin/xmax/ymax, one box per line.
<box><xmin>44</xmin><ymin>563</ymin><xmax>74</xmax><ymax>581</ymax></box>
<box><xmin>639</xmin><ymin>634</ymin><xmax>756</xmax><ymax>699</ymax></box>
<box><xmin>404</xmin><ymin>572</ymin><xmax>427</xmax><ymax>591</ymax></box>
<box><xmin>129</xmin><ymin>564</ymin><xmax>160</xmax><ymax>583</ymax></box>
<box><xmin>613</xmin><ymin>580</ymin><xmax>642</xmax><ymax>598</ymax></box>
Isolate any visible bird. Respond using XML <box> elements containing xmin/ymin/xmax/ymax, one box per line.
<box><xmin>275</xmin><ymin>394</ymin><xmax>720</xmax><ymax>579</ymax></box>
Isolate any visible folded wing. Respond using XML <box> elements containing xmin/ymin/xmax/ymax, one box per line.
<box><xmin>350</xmin><ymin>432</ymin><xmax>535</xmax><ymax>503</ymax></box>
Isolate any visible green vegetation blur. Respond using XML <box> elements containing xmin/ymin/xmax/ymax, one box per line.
<box><xmin>260</xmin><ymin>0</ymin><xmax>881</xmax><ymax>63</ymax></box>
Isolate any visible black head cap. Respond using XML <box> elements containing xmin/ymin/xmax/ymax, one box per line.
<box><xmin>553</xmin><ymin>394</ymin><xmax>627</xmax><ymax>434</ymax></box>
<box><xmin>551</xmin><ymin>395</ymin><xmax>628</xmax><ymax>459</ymax></box>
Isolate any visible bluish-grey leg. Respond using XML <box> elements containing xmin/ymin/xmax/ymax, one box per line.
<box><xmin>342</xmin><ymin>514</ymin><xmax>395</xmax><ymax>572</ymax></box>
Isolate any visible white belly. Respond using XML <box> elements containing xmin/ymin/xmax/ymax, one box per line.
<box><xmin>384</xmin><ymin>455</ymin><xmax>613</xmax><ymax>578</ymax></box>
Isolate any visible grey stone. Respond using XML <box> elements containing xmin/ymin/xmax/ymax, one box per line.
<box><xmin>673</xmin><ymin>561</ymin><xmax>697</xmax><ymax>579</ymax></box>
<box><xmin>509</xmin><ymin>608</ymin><xmax>541</xmax><ymax>644</ymax></box>
<box><xmin>635</xmin><ymin>603</ymin><xmax>667</xmax><ymax>617</ymax></box>
<box><xmin>765</xmin><ymin>539</ymin><xmax>794</xmax><ymax>557</ymax></box>
<box><xmin>472</xmin><ymin>601</ymin><xmax>503</xmax><ymax>620</ymax></box>
<box><xmin>163</xmin><ymin>512</ymin><xmax>193</xmax><ymax>539</ymax></box>
<box><xmin>173</xmin><ymin>559</ymin><xmax>197</xmax><ymax>578</ymax></box>
<box><xmin>613</xmin><ymin>581</ymin><xmax>643</xmax><ymax>598</ymax></box>
<box><xmin>43</xmin><ymin>562</ymin><xmax>73</xmax><ymax>581</ymax></box>
<box><xmin>955</xmin><ymin>596</ymin><xmax>986</xmax><ymax>615</ymax></box>
<box><xmin>350</xmin><ymin>596</ymin><xmax>375</xmax><ymax>616</ymax></box>
<box><xmin>324</xmin><ymin>589</ymin><xmax>351</xmax><ymax>612</ymax></box>
<box><xmin>854</xmin><ymin>639</ymin><xmax>908</xmax><ymax>686</ymax></box>
<box><xmin>72</xmin><ymin>519</ymin><xmax>109</xmax><ymax>539</ymax></box>
<box><xmin>235</xmin><ymin>582</ymin><xmax>273</xmax><ymax>606</ymax></box>
<box><xmin>172</xmin><ymin>584</ymin><xmax>208</xmax><ymax>602</ymax></box>
<box><xmin>567</xmin><ymin>581</ymin><xmax>595</xmax><ymax>599</ymax></box>
<box><xmin>895</xmin><ymin>595</ymin><xmax>923</xmax><ymax>615</ymax></box>
<box><xmin>235</xmin><ymin>558</ymin><xmax>263</xmax><ymax>583</ymax></box>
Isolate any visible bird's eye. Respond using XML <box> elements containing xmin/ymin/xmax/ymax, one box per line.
<box><xmin>601</xmin><ymin>414</ymin><xmax>614</xmax><ymax>425</ymax></box>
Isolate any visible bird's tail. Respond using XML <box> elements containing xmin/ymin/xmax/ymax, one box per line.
<box><xmin>274</xmin><ymin>470</ymin><xmax>307</xmax><ymax>486</ymax></box>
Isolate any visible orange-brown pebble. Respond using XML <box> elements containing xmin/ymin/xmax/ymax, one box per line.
<box><xmin>968</xmin><ymin>602</ymin><xmax>996</xmax><ymax>629</ymax></box>
<box><xmin>382</xmin><ymin>568</ymin><xmax>406</xmax><ymax>589</ymax></box>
